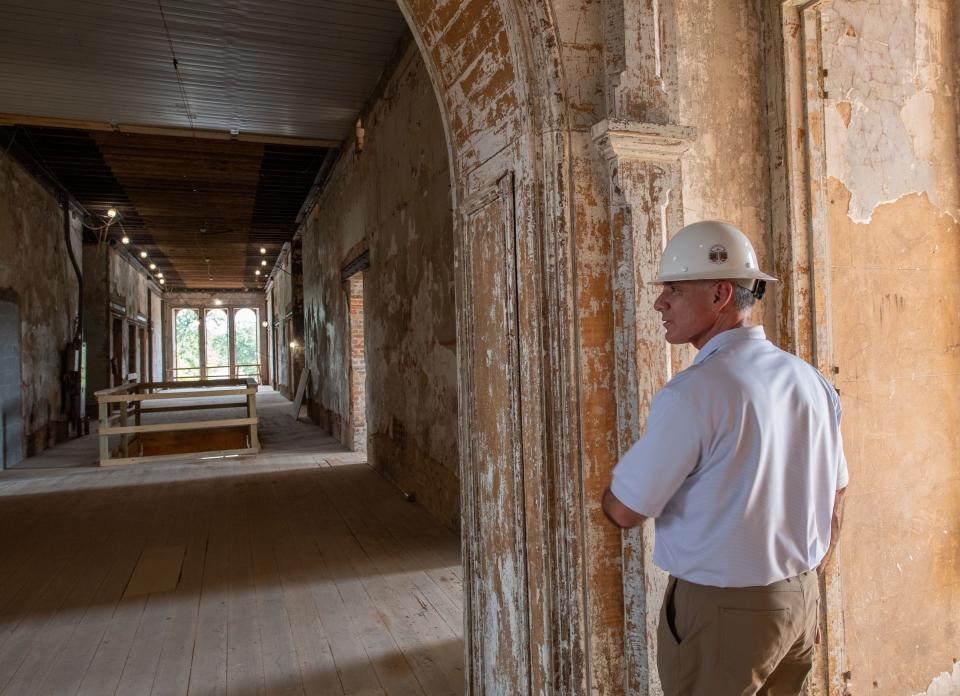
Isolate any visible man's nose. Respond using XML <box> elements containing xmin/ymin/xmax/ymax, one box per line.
<box><xmin>654</xmin><ymin>291</ymin><xmax>667</xmax><ymax>312</ymax></box>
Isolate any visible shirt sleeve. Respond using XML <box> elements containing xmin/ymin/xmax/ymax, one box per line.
<box><xmin>833</xmin><ymin>391</ymin><xmax>850</xmax><ymax>490</ymax></box>
<box><xmin>610</xmin><ymin>387</ymin><xmax>703</xmax><ymax>518</ymax></box>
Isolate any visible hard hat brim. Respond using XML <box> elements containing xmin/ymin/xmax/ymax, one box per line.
<box><xmin>650</xmin><ymin>269</ymin><xmax>778</xmax><ymax>285</ymax></box>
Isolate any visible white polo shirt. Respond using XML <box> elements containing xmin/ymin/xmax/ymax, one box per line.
<box><xmin>611</xmin><ymin>326</ymin><xmax>848</xmax><ymax>587</ymax></box>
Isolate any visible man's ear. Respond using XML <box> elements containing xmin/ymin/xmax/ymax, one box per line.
<box><xmin>713</xmin><ymin>281</ymin><xmax>735</xmax><ymax>311</ymax></box>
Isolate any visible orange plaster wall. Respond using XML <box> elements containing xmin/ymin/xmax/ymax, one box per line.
<box><xmin>829</xmin><ymin>182</ymin><xmax>960</xmax><ymax>694</ymax></box>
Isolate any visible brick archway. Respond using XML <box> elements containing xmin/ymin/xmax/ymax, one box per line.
<box><xmin>392</xmin><ymin>1</ymin><xmax>589</xmax><ymax>693</ymax></box>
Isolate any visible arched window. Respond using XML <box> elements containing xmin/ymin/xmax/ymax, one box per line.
<box><xmin>234</xmin><ymin>308</ymin><xmax>259</xmax><ymax>378</ymax></box>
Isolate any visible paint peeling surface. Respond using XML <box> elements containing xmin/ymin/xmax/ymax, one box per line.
<box><xmin>83</xmin><ymin>243</ymin><xmax>160</xmax><ymax>404</ymax></box>
<box><xmin>109</xmin><ymin>247</ymin><xmax>152</xmax><ymax>321</ymax></box>
<box><xmin>301</xmin><ymin>44</ymin><xmax>459</xmax><ymax>530</ymax></box>
<box><xmin>821</xmin><ymin>0</ymin><xmax>960</xmax><ymax>223</ymax></box>
<box><xmin>914</xmin><ymin>661</ymin><xmax>960</xmax><ymax>696</ymax></box>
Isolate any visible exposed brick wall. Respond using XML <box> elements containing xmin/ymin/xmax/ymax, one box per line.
<box><xmin>347</xmin><ymin>273</ymin><xmax>367</xmax><ymax>452</ymax></box>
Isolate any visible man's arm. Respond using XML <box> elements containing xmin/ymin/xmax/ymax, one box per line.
<box><xmin>817</xmin><ymin>486</ymin><xmax>847</xmax><ymax>574</ymax></box>
<box><xmin>602</xmin><ymin>487</ymin><xmax>647</xmax><ymax>529</ymax></box>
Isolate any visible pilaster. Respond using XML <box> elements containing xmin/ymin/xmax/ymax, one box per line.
<box><xmin>592</xmin><ymin>116</ymin><xmax>694</xmax><ymax>695</ymax></box>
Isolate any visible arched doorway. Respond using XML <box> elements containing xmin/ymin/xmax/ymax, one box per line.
<box><xmin>391</xmin><ymin>2</ymin><xmax>589</xmax><ymax>692</ymax></box>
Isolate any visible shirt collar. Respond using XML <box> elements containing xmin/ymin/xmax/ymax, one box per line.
<box><xmin>693</xmin><ymin>325</ymin><xmax>766</xmax><ymax>365</ymax></box>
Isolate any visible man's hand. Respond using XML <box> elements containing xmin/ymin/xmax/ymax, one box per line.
<box><xmin>602</xmin><ymin>487</ymin><xmax>647</xmax><ymax>529</ymax></box>
<box><xmin>817</xmin><ymin>486</ymin><xmax>847</xmax><ymax>574</ymax></box>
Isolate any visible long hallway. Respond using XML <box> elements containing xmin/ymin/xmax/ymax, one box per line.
<box><xmin>0</xmin><ymin>389</ymin><xmax>464</xmax><ymax>695</ymax></box>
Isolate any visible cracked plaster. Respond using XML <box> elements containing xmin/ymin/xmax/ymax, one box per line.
<box><xmin>822</xmin><ymin>0</ymin><xmax>959</xmax><ymax>223</ymax></box>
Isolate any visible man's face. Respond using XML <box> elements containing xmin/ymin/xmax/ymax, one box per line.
<box><xmin>653</xmin><ymin>281</ymin><xmax>719</xmax><ymax>347</ymax></box>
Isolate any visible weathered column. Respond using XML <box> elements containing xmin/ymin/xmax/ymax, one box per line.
<box><xmin>594</xmin><ymin>0</ymin><xmax>695</xmax><ymax>692</ymax></box>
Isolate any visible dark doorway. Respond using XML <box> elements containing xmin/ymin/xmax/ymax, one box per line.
<box><xmin>111</xmin><ymin>316</ymin><xmax>123</xmax><ymax>386</ymax></box>
<box><xmin>0</xmin><ymin>298</ymin><xmax>23</xmax><ymax>469</ymax></box>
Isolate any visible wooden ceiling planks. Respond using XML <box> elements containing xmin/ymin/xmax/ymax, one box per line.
<box><xmin>92</xmin><ymin>131</ymin><xmax>326</xmax><ymax>288</ymax></box>
<box><xmin>94</xmin><ymin>131</ymin><xmax>262</xmax><ymax>288</ymax></box>
<box><xmin>2</xmin><ymin>125</ymin><xmax>329</xmax><ymax>289</ymax></box>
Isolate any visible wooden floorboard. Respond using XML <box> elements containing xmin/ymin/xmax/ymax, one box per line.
<box><xmin>0</xmin><ymin>388</ymin><xmax>463</xmax><ymax>696</ymax></box>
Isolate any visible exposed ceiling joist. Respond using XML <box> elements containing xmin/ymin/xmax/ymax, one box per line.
<box><xmin>0</xmin><ymin>113</ymin><xmax>341</xmax><ymax>149</ymax></box>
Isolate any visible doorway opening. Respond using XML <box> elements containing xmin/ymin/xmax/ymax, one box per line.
<box><xmin>345</xmin><ymin>271</ymin><xmax>367</xmax><ymax>453</ymax></box>
<box><xmin>140</xmin><ymin>326</ymin><xmax>149</xmax><ymax>382</ymax></box>
<box><xmin>110</xmin><ymin>315</ymin><xmax>123</xmax><ymax>386</ymax></box>
<box><xmin>0</xmin><ymin>297</ymin><xmax>22</xmax><ymax>469</ymax></box>
<box><xmin>127</xmin><ymin>323</ymin><xmax>138</xmax><ymax>380</ymax></box>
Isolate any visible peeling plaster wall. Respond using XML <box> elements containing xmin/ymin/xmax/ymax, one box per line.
<box><xmin>83</xmin><ymin>243</ymin><xmax>159</xmax><ymax>405</ymax></box>
<box><xmin>0</xmin><ymin>154</ymin><xmax>81</xmax><ymax>458</ymax></box>
<box><xmin>822</xmin><ymin>0</ymin><xmax>959</xmax><ymax>224</ymax></box>
<box><xmin>821</xmin><ymin>1</ymin><xmax>960</xmax><ymax>693</ymax></box>
<box><xmin>676</xmin><ymin>0</ymin><xmax>776</xmax><ymax>333</ymax></box>
<box><xmin>915</xmin><ymin>661</ymin><xmax>960</xmax><ymax>696</ymax></box>
<box><xmin>302</xmin><ymin>44</ymin><xmax>458</xmax><ymax>530</ymax></box>
<box><xmin>110</xmin><ymin>246</ymin><xmax>152</xmax><ymax>322</ymax></box>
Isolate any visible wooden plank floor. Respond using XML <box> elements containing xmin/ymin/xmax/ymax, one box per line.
<box><xmin>0</xmin><ymin>388</ymin><xmax>464</xmax><ymax>695</ymax></box>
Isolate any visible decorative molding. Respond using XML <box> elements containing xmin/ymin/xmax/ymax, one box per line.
<box><xmin>591</xmin><ymin>119</ymin><xmax>696</xmax><ymax>162</ymax></box>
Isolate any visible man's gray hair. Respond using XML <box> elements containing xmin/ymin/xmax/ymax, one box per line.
<box><xmin>732</xmin><ymin>284</ymin><xmax>757</xmax><ymax>311</ymax></box>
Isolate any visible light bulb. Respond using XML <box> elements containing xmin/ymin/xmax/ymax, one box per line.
<box><xmin>140</xmin><ymin>251</ymin><xmax>148</xmax><ymax>259</ymax></box>
<box><xmin>107</xmin><ymin>208</ymin><xmax>117</xmax><ymax>219</ymax></box>
<box><xmin>157</xmin><ymin>272</ymin><xmax>164</xmax><ymax>279</ymax></box>
<box><xmin>261</xmin><ymin>321</ymin><xmax>268</xmax><ymax>328</ymax></box>
<box><xmin>149</xmin><ymin>263</ymin><xmax>156</xmax><ymax>270</ymax></box>
<box><xmin>255</xmin><ymin>270</ymin><xmax>260</xmax><ymax>276</ymax></box>
<box><xmin>159</xmin><ymin>279</ymin><xmax>165</xmax><ymax>285</ymax></box>
<box><xmin>289</xmin><ymin>341</ymin><xmax>296</xmax><ymax>349</ymax></box>
<box><xmin>260</xmin><ymin>247</ymin><xmax>266</xmax><ymax>254</ymax></box>
<box><xmin>261</xmin><ymin>259</ymin><xmax>267</xmax><ymax>266</ymax></box>
<box><xmin>214</xmin><ymin>299</ymin><xmax>223</xmax><ymax>306</ymax></box>
<box><xmin>121</xmin><ymin>235</ymin><xmax>130</xmax><ymax>245</ymax></box>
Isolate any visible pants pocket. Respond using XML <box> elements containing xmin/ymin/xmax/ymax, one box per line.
<box><xmin>718</xmin><ymin>608</ymin><xmax>789</xmax><ymax>688</ymax></box>
<box><xmin>657</xmin><ymin>578</ymin><xmax>681</xmax><ymax>695</ymax></box>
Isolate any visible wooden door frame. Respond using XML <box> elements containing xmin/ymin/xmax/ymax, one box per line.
<box><xmin>769</xmin><ymin>2</ymin><xmax>844</xmax><ymax>693</ymax></box>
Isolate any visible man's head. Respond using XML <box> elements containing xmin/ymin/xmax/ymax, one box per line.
<box><xmin>652</xmin><ymin>221</ymin><xmax>776</xmax><ymax>348</ymax></box>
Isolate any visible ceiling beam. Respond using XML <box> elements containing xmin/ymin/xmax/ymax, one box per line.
<box><xmin>0</xmin><ymin>113</ymin><xmax>342</xmax><ymax>149</ymax></box>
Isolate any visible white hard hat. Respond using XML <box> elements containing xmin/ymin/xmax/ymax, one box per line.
<box><xmin>653</xmin><ymin>220</ymin><xmax>777</xmax><ymax>297</ymax></box>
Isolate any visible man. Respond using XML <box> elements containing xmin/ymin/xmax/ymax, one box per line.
<box><xmin>602</xmin><ymin>220</ymin><xmax>848</xmax><ymax>696</ymax></box>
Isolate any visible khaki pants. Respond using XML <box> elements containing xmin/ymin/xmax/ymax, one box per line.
<box><xmin>656</xmin><ymin>571</ymin><xmax>819</xmax><ymax>696</ymax></box>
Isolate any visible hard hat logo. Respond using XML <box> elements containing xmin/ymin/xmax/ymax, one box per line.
<box><xmin>708</xmin><ymin>245</ymin><xmax>728</xmax><ymax>264</ymax></box>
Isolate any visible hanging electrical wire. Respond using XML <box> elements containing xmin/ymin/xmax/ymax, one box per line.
<box><xmin>158</xmin><ymin>0</ymin><xmax>216</xmax><ymax>286</ymax></box>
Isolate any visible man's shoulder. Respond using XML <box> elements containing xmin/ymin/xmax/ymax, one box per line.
<box><xmin>673</xmin><ymin>339</ymin><xmax>829</xmax><ymax>389</ymax></box>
